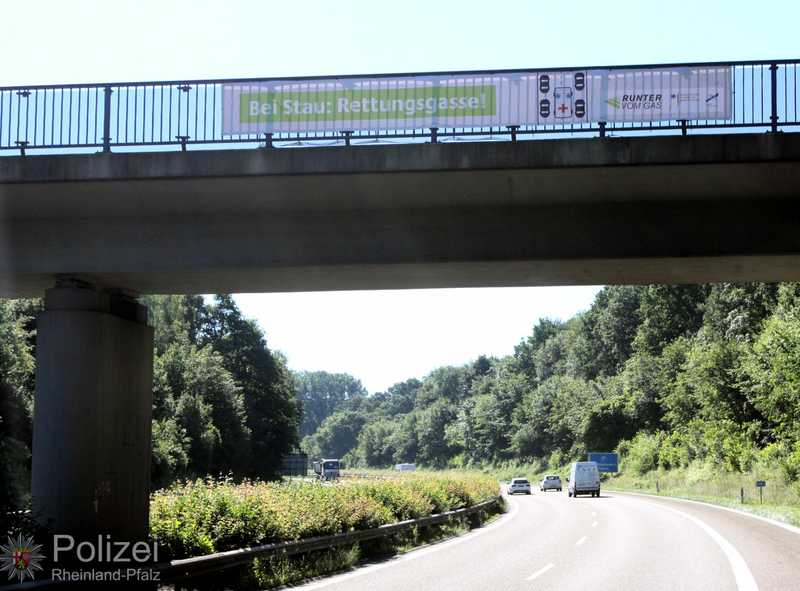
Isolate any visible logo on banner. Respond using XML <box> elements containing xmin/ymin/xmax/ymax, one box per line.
<box><xmin>538</xmin><ymin>72</ymin><xmax>587</xmax><ymax>123</ymax></box>
<box><xmin>606</xmin><ymin>94</ymin><xmax>664</xmax><ymax>111</ymax></box>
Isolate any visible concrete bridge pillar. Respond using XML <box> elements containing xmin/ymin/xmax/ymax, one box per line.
<box><xmin>31</xmin><ymin>283</ymin><xmax>153</xmax><ymax>542</ymax></box>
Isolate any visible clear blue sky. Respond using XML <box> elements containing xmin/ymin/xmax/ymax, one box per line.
<box><xmin>3</xmin><ymin>1</ymin><xmax>795</xmax><ymax>391</ymax></box>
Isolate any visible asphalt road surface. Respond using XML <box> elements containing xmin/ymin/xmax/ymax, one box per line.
<box><xmin>293</xmin><ymin>489</ymin><xmax>800</xmax><ymax>591</ymax></box>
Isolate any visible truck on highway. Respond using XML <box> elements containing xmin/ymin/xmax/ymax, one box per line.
<box><xmin>567</xmin><ymin>461</ymin><xmax>600</xmax><ymax>498</ymax></box>
<box><xmin>312</xmin><ymin>458</ymin><xmax>342</xmax><ymax>480</ymax></box>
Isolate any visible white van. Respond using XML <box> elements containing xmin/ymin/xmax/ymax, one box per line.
<box><xmin>568</xmin><ymin>461</ymin><xmax>600</xmax><ymax>498</ymax></box>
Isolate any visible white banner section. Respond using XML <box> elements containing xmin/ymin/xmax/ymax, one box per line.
<box><xmin>222</xmin><ymin>67</ymin><xmax>731</xmax><ymax>135</ymax></box>
<box><xmin>223</xmin><ymin>74</ymin><xmax>538</xmax><ymax>134</ymax></box>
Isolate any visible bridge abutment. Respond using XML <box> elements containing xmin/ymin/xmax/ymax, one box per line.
<box><xmin>31</xmin><ymin>283</ymin><xmax>153</xmax><ymax>542</ymax></box>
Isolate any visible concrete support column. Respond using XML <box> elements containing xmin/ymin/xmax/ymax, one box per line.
<box><xmin>31</xmin><ymin>283</ymin><xmax>153</xmax><ymax>541</ymax></box>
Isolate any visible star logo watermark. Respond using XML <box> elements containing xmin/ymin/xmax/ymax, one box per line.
<box><xmin>0</xmin><ymin>533</ymin><xmax>45</xmax><ymax>582</ymax></box>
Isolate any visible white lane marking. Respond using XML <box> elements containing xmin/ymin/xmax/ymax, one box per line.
<box><xmin>296</xmin><ymin>495</ymin><xmax>520</xmax><ymax>590</ymax></box>
<box><xmin>646</xmin><ymin>502</ymin><xmax>759</xmax><ymax>591</ymax></box>
<box><xmin>525</xmin><ymin>563</ymin><xmax>554</xmax><ymax>581</ymax></box>
<box><xmin>575</xmin><ymin>536</ymin><xmax>587</xmax><ymax>547</ymax></box>
<box><xmin>591</xmin><ymin>521</ymin><xmax>598</xmax><ymax>528</ymax></box>
<box><xmin>610</xmin><ymin>490</ymin><xmax>800</xmax><ymax>536</ymax></box>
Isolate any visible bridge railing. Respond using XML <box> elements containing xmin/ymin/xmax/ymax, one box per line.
<box><xmin>0</xmin><ymin>59</ymin><xmax>797</xmax><ymax>155</ymax></box>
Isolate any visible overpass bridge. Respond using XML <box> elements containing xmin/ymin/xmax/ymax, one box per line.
<box><xmin>0</xmin><ymin>58</ymin><xmax>798</xmax><ymax>547</ymax></box>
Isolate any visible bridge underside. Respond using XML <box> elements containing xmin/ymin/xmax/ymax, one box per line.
<box><xmin>1</xmin><ymin>132</ymin><xmax>799</xmax><ymax>297</ymax></box>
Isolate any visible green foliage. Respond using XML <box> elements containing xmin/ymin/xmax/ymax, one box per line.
<box><xmin>144</xmin><ymin>294</ymin><xmax>300</xmax><ymax>486</ymax></box>
<box><xmin>634</xmin><ymin>285</ymin><xmax>709</xmax><ymax>355</ymax></box>
<box><xmin>739</xmin><ymin>304</ymin><xmax>800</xmax><ymax>444</ymax></box>
<box><xmin>295</xmin><ymin>371</ymin><xmax>367</xmax><ymax>438</ymax></box>
<box><xmin>0</xmin><ymin>300</ymin><xmax>38</xmax><ymax>511</ymax></box>
<box><xmin>149</xmin><ymin>472</ymin><xmax>499</xmax><ymax>559</ymax></box>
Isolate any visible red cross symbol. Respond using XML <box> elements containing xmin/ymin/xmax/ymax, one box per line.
<box><xmin>558</xmin><ymin>103</ymin><xmax>569</xmax><ymax>114</ymax></box>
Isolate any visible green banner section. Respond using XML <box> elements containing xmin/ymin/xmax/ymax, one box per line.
<box><xmin>239</xmin><ymin>85</ymin><xmax>496</xmax><ymax>123</ymax></box>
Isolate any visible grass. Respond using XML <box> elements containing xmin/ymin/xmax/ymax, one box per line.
<box><xmin>604</xmin><ymin>462</ymin><xmax>800</xmax><ymax>527</ymax></box>
<box><xmin>481</xmin><ymin>458</ymin><xmax>800</xmax><ymax>528</ymax></box>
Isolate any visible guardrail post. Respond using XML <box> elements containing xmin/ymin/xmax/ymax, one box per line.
<box><xmin>740</xmin><ymin>486</ymin><xmax>744</xmax><ymax>504</ymax></box>
<box><xmin>15</xmin><ymin>140</ymin><xmax>27</xmax><ymax>156</ymax></box>
<box><xmin>679</xmin><ymin>120</ymin><xmax>688</xmax><ymax>136</ymax></box>
<box><xmin>430</xmin><ymin>127</ymin><xmax>439</xmax><ymax>143</ymax></box>
<box><xmin>769</xmin><ymin>63</ymin><xmax>779</xmax><ymax>133</ymax></box>
<box><xmin>176</xmin><ymin>135</ymin><xmax>189</xmax><ymax>151</ymax></box>
<box><xmin>507</xmin><ymin>125</ymin><xmax>519</xmax><ymax>142</ymax></box>
<box><xmin>342</xmin><ymin>130</ymin><xmax>352</xmax><ymax>146</ymax></box>
<box><xmin>102</xmin><ymin>86</ymin><xmax>112</xmax><ymax>153</ymax></box>
<box><xmin>598</xmin><ymin>121</ymin><xmax>607</xmax><ymax>138</ymax></box>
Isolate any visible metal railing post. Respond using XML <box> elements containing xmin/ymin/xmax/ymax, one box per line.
<box><xmin>430</xmin><ymin>127</ymin><xmax>438</xmax><ymax>143</ymax></box>
<box><xmin>598</xmin><ymin>121</ymin><xmax>607</xmax><ymax>138</ymax></box>
<box><xmin>263</xmin><ymin>132</ymin><xmax>273</xmax><ymax>149</ymax></box>
<box><xmin>342</xmin><ymin>130</ymin><xmax>352</xmax><ymax>146</ymax></box>
<box><xmin>769</xmin><ymin>63</ymin><xmax>779</xmax><ymax>133</ymax></box>
<box><xmin>102</xmin><ymin>86</ymin><xmax>112</xmax><ymax>152</ymax></box>
<box><xmin>507</xmin><ymin>125</ymin><xmax>519</xmax><ymax>142</ymax></box>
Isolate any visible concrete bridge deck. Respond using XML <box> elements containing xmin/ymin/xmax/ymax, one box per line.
<box><xmin>1</xmin><ymin>132</ymin><xmax>799</xmax><ymax>298</ymax></box>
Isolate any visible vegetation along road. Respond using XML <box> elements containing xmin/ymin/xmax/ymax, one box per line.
<box><xmin>295</xmin><ymin>489</ymin><xmax>800</xmax><ymax>591</ymax></box>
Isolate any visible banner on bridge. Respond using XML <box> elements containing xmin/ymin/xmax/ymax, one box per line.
<box><xmin>222</xmin><ymin>66</ymin><xmax>731</xmax><ymax>135</ymax></box>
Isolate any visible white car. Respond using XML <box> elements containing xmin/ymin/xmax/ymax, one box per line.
<box><xmin>540</xmin><ymin>475</ymin><xmax>562</xmax><ymax>492</ymax></box>
<box><xmin>507</xmin><ymin>478</ymin><xmax>532</xmax><ymax>495</ymax></box>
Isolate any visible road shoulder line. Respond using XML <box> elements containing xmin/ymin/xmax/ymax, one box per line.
<box><xmin>641</xmin><ymin>501</ymin><xmax>759</xmax><ymax>591</ymax></box>
<box><xmin>608</xmin><ymin>489</ymin><xmax>800</xmax><ymax>536</ymax></box>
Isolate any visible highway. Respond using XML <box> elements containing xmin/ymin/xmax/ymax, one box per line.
<box><xmin>294</xmin><ymin>489</ymin><xmax>800</xmax><ymax>591</ymax></box>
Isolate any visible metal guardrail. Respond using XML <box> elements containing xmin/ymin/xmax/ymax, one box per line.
<box><xmin>156</xmin><ymin>496</ymin><xmax>500</xmax><ymax>583</ymax></box>
<box><xmin>0</xmin><ymin>59</ymin><xmax>797</xmax><ymax>155</ymax></box>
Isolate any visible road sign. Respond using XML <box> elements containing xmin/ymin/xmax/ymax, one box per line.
<box><xmin>756</xmin><ymin>480</ymin><xmax>766</xmax><ymax>504</ymax></box>
<box><xmin>587</xmin><ymin>452</ymin><xmax>619</xmax><ymax>473</ymax></box>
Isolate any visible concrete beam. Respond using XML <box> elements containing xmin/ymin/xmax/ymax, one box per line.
<box><xmin>1</xmin><ymin>133</ymin><xmax>799</xmax><ymax>296</ymax></box>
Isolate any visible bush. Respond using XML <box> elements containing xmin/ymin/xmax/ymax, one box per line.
<box><xmin>619</xmin><ymin>432</ymin><xmax>662</xmax><ymax>475</ymax></box>
<box><xmin>149</xmin><ymin>472</ymin><xmax>499</xmax><ymax>560</ymax></box>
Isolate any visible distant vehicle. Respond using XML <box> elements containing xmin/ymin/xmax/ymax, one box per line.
<box><xmin>568</xmin><ymin>462</ymin><xmax>600</xmax><ymax>498</ymax></box>
<box><xmin>312</xmin><ymin>458</ymin><xmax>341</xmax><ymax>480</ymax></box>
<box><xmin>507</xmin><ymin>478</ymin><xmax>532</xmax><ymax>495</ymax></box>
<box><xmin>540</xmin><ymin>475</ymin><xmax>562</xmax><ymax>492</ymax></box>
<box><xmin>395</xmin><ymin>463</ymin><xmax>417</xmax><ymax>471</ymax></box>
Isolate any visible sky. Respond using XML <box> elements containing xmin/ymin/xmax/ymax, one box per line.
<box><xmin>2</xmin><ymin>1</ymin><xmax>796</xmax><ymax>392</ymax></box>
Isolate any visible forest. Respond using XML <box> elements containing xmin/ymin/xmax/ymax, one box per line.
<box><xmin>300</xmin><ymin>283</ymin><xmax>800</xmax><ymax>487</ymax></box>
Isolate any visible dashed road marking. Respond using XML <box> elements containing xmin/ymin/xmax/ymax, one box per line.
<box><xmin>591</xmin><ymin>521</ymin><xmax>598</xmax><ymax>527</ymax></box>
<box><xmin>575</xmin><ymin>536</ymin><xmax>587</xmax><ymax>547</ymax></box>
<box><xmin>525</xmin><ymin>563</ymin><xmax>554</xmax><ymax>581</ymax></box>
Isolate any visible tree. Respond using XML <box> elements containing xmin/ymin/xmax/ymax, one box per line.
<box><xmin>634</xmin><ymin>285</ymin><xmax>709</xmax><ymax>355</ymax></box>
<box><xmin>294</xmin><ymin>371</ymin><xmax>367</xmax><ymax>438</ymax></box>
<box><xmin>0</xmin><ymin>300</ymin><xmax>36</xmax><ymax>510</ymax></box>
<box><xmin>415</xmin><ymin>401</ymin><xmax>456</xmax><ymax>467</ymax></box>
<box><xmin>514</xmin><ymin>318</ymin><xmax>564</xmax><ymax>382</ymax></box>
<box><xmin>305</xmin><ymin>410</ymin><xmax>367</xmax><ymax>459</ymax></box>
<box><xmin>704</xmin><ymin>283</ymin><xmax>778</xmax><ymax>341</ymax></box>
<box><xmin>197</xmin><ymin>295</ymin><xmax>300</xmax><ymax>478</ymax></box>
<box><xmin>739</xmin><ymin>305</ymin><xmax>800</xmax><ymax>445</ymax></box>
